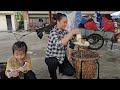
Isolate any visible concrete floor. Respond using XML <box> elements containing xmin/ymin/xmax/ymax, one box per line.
<box><xmin>0</xmin><ymin>31</ymin><xmax>120</xmax><ymax>79</ymax></box>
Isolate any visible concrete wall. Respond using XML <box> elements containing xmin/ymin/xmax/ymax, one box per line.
<box><xmin>11</xmin><ymin>13</ymin><xmax>18</xmax><ymax>30</ymax></box>
<box><xmin>0</xmin><ymin>11</ymin><xmax>17</xmax><ymax>31</ymax></box>
<box><xmin>0</xmin><ymin>15</ymin><xmax>8</xmax><ymax>31</ymax></box>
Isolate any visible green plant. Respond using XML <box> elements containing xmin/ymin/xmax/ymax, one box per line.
<box><xmin>18</xmin><ymin>21</ymin><xmax>24</xmax><ymax>29</ymax></box>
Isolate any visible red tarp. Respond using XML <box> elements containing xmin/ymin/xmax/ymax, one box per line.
<box><xmin>84</xmin><ymin>17</ymin><xmax>115</xmax><ymax>32</ymax></box>
<box><xmin>102</xmin><ymin>17</ymin><xmax>114</xmax><ymax>32</ymax></box>
<box><xmin>84</xmin><ymin>21</ymin><xmax>98</xmax><ymax>30</ymax></box>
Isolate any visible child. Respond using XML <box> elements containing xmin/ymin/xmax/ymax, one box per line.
<box><xmin>5</xmin><ymin>41</ymin><xmax>36</xmax><ymax>79</ymax></box>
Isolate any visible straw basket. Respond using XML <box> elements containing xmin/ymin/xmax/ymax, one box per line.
<box><xmin>71</xmin><ymin>49</ymin><xmax>99</xmax><ymax>79</ymax></box>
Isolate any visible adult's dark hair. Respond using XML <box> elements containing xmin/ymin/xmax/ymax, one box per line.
<box><xmin>52</xmin><ymin>13</ymin><xmax>67</xmax><ymax>21</ymax></box>
<box><xmin>56</xmin><ymin>13</ymin><xmax>67</xmax><ymax>21</ymax></box>
<box><xmin>52</xmin><ymin>14</ymin><xmax>57</xmax><ymax>21</ymax></box>
<box><xmin>12</xmin><ymin>41</ymin><xmax>27</xmax><ymax>54</ymax></box>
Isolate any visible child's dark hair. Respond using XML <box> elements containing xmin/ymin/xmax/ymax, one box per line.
<box><xmin>12</xmin><ymin>41</ymin><xmax>27</xmax><ymax>54</ymax></box>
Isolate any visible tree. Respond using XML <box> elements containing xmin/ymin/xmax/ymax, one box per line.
<box><xmin>16</xmin><ymin>11</ymin><xmax>24</xmax><ymax>30</ymax></box>
<box><xmin>16</xmin><ymin>11</ymin><xmax>23</xmax><ymax>21</ymax></box>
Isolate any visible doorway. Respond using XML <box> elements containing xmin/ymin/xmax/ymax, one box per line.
<box><xmin>6</xmin><ymin>15</ymin><xmax>12</xmax><ymax>30</ymax></box>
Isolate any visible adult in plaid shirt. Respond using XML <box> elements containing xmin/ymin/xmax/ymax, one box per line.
<box><xmin>45</xmin><ymin>13</ymin><xmax>80</xmax><ymax>79</ymax></box>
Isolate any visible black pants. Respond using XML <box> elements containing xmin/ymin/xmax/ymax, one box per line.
<box><xmin>10</xmin><ymin>70</ymin><xmax>37</xmax><ymax>79</ymax></box>
<box><xmin>45</xmin><ymin>56</ymin><xmax>74</xmax><ymax>79</ymax></box>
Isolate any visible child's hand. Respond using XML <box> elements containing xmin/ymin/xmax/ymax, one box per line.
<box><xmin>12</xmin><ymin>70</ymin><xmax>19</xmax><ymax>77</ymax></box>
<box><xmin>17</xmin><ymin>67</ymin><xmax>25</xmax><ymax>72</ymax></box>
<box><xmin>24</xmin><ymin>57</ymin><xmax>30</xmax><ymax>62</ymax></box>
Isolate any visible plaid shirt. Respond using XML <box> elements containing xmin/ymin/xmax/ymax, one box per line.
<box><xmin>45</xmin><ymin>27</ymin><xmax>75</xmax><ymax>64</ymax></box>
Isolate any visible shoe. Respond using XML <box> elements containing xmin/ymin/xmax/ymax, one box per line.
<box><xmin>59</xmin><ymin>72</ymin><xmax>64</xmax><ymax>76</ymax></box>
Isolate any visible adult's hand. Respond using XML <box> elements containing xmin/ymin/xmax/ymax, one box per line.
<box><xmin>71</xmin><ymin>28</ymin><xmax>80</xmax><ymax>35</ymax></box>
<box><xmin>68</xmin><ymin>54</ymin><xmax>72</xmax><ymax>62</ymax></box>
